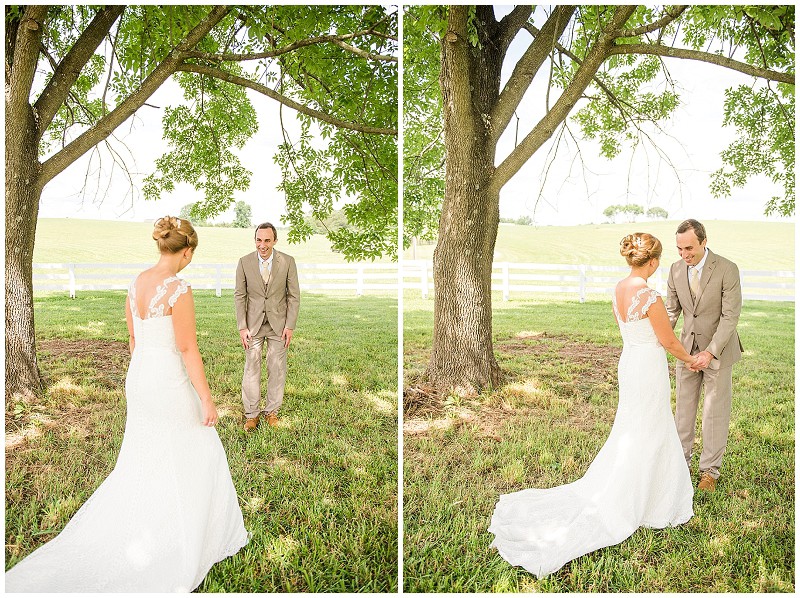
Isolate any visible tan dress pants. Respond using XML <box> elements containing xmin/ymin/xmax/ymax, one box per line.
<box><xmin>674</xmin><ymin>360</ymin><xmax>733</xmax><ymax>480</ymax></box>
<box><xmin>241</xmin><ymin>318</ymin><xmax>287</xmax><ymax>419</ymax></box>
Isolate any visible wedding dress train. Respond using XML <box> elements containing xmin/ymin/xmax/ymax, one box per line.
<box><xmin>489</xmin><ymin>287</ymin><xmax>693</xmax><ymax>577</ymax></box>
<box><xmin>6</xmin><ymin>276</ymin><xmax>248</xmax><ymax>592</ymax></box>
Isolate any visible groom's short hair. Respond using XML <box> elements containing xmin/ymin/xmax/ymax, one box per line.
<box><xmin>255</xmin><ymin>222</ymin><xmax>278</xmax><ymax>241</ymax></box>
<box><xmin>676</xmin><ymin>219</ymin><xmax>706</xmax><ymax>243</ymax></box>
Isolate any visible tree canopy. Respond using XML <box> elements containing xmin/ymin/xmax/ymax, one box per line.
<box><xmin>8</xmin><ymin>5</ymin><xmax>397</xmax><ymax>259</ymax></box>
<box><xmin>404</xmin><ymin>5</ymin><xmax>795</xmax><ymax>245</ymax></box>
<box><xmin>6</xmin><ymin>5</ymin><xmax>396</xmax><ymax>401</ymax></box>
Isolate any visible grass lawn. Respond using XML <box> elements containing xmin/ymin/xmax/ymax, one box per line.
<box><xmin>406</xmin><ymin>220</ymin><xmax>795</xmax><ymax>270</ymax></box>
<box><xmin>403</xmin><ymin>293</ymin><xmax>794</xmax><ymax>592</ymax></box>
<box><xmin>34</xmin><ymin>218</ymin><xmax>393</xmax><ymax>265</ymax></box>
<box><xmin>6</xmin><ymin>291</ymin><xmax>398</xmax><ymax>592</ymax></box>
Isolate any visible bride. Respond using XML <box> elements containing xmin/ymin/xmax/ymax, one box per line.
<box><xmin>6</xmin><ymin>216</ymin><xmax>248</xmax><ymax>592</ymax></box>
<box><xmin>489</xmin><ymin>233</ymin><xmax>698</xmax><ymax>577</ymax></box>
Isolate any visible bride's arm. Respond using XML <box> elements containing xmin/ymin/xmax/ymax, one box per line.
<box><xmin>125</xmin><ymin>295</ymin><xmax>135</xmax><ymax>354</ymax></box>
<box><xmin>648</xmin><ymin>297</ymin><xmax>697</xmax><ymax>366</ymax></box>
<box><xmin>172</xmin><ymin>288</ymin><xmax>218</xmax><ymax>426</ymax></box>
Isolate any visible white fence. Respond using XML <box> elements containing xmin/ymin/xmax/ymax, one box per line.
<box><xmin>403</xmin><ymin>261</ymin><xmax>795</xmax><ymax>303</ymax></box>
<box><xmin>33</xmin><ymin>263</ymin><xmax>398</xmax><ymax>298</ymax></box>
<box><xmin>32</xmin><ymin>261</ymin><xmax>796</xmax><ymax>303</ymax></box>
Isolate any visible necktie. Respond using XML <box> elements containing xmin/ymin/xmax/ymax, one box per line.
<box><xmin>261</xmin><ymin>260</ymin><xmax>270</xmax><ymax>285</ymax></box>
<box><xmin>690</xmin><ymin>267</ymin><xmax>700</xmax><ymax>298</ymax></box>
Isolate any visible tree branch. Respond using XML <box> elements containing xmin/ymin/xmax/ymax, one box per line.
<box><xmin>523</xmin><ymin>21</ymin><xmax>640</xmax><ymax>127</ymax></box>
<box><xmin>616</xmin><ymin>5</ymin><xmax>688</xmax><ymax>38</ymax></box>
<box><xmin>185</xmin><ymin>24</ymin><xmax>389</xmax><ymax>62</ymax></box>
<box><xmin>7</xmin><ymin>6</ymin><xmax>48</xmax><ymax>120</ymax></box>
<box><xmin>177</xmin><ymin>63</ymin><xmax>397</xmax><ymax>135</ymax></box>
<box><xmin>39</xmin><ymin>5</ymin><xmax>230</xmax><ymax>186</ymax></box>
<box><xmin>608</xmin><ymin>43</ymin><xmax>795</xmax><ymax>84</ymax></box>
<box><xmin>490</xmin><ymin>5</ymin><xmax>576</xmax><ymax>144</ymax></box>
<box><xmin>490</xmin><ymin>5</ymin><xmax>637</xmax><ymax>195</ymax></box>
<box><xmin>34</xmin><ymin>6</ymin><xmax>125</xmax><ymax>142</ymax></box>
<box><xmin>329</xmin><ymin>38</ymin><xmax>397</xmax><ymax>62</ymax></box>
<box><xmin>497</xmin><ymin>5</ymin><xmax>533</xmax><ymax>54</ymax></box>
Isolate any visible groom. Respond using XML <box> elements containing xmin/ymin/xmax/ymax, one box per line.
<box><xmin>234</xmin><ymin>222</ymin><xmax>300</xmax><ymax>431</ymax></box>
<box><xmin>666</xmin><ymin>219</ymin><xmax>743</xmax><ymax>492</ymax></box>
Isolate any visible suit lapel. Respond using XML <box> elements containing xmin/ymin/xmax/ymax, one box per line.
<box><xmin>694</xmin><ymin>250</ymin><xmax>716</xmax><ymax>306</ymax></box>
<box><xmin>245</xmin><ymin>252</ymin><xmax>264</xmax><ymax>292</ymax></box>
<box><xmin>675</xmin><ymin>261</ymin><xmax>693</xmax><ymax>308</ymax></box>
<box><xmin>264</xmin><ymin>251</ymin><xmax>286</xmax><ymax>295</ymax></box>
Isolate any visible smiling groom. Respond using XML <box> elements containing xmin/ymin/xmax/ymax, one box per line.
<box><xmin>665</xmin><ymin>219</ymin><xmax>743</xmax><ymax>492</ymax></box>
<box><xmin>234</xmin><ymin>222</ymin><xmax>300</xmax><ymax>431</ymax></box>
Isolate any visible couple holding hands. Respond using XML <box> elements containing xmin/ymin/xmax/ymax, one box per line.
<box><xmin>7</xmin><ymin>217</ymin><xmax>743</xmax><ymax>588</ymax></box>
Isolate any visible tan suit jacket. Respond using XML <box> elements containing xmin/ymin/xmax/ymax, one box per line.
<box><xmin>234</xmin><ymin>250</ymin><xmax>300</xmax><ymax>336</ymax></box>
<box><xmin>665</xmin><ymin>249</ymin><xmax>743</xmax><ymax>369</ymax></box>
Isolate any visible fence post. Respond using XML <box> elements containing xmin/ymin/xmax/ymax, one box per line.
<box><xmin>579</xmin><ymin>265</ymin><xmax>586</xmax><ymax>303</ymax></box>
<box><xmin>502</xmin><ymin>262</ymin><xmax>510</xmax><ymax>302</ymax></box>
<box><xmin>68</xmin><ymin>264</ymin><xmax>76</xmax><ymax>299</ymax></box>
<box><xmin>215</xmin><ymin>265</ymin><xmax>222</xmax><ymax>298</ymax></box>
<box><xmin>356</xmin><ymin>265</ymin><xmax>364</xmax><ymax>296</ymax></box>
<box><xmin>420</xmin><ymin>261</ymin><xmax>429</xmax><ymax>299</ymax></box>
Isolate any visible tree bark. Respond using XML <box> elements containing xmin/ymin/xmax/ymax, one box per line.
<box><xmin>425</xmin><ymin>7</ymin><xmax>505</xmax><ymax>393</ymax></box>
<box><xmin>5</xmin><ymin>89</ymin><xmax>44</xmax><ymax>401</ymax></box>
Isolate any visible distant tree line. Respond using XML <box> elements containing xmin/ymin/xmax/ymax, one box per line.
<box><xmin>499</xmin><ymin>215</ymin><xmax>534</xmax><ymax>226</ymax></box>
<box><xmin>180</xmin><ymin>201</ymin><xmax>252</xmax><ymax>228</ymax></box>
<box><xmin>603</xmin><ymin>203</ymin><xmax>668</xmax><ymax>223</ymax></box>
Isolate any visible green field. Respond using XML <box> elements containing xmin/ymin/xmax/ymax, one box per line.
<box><xmin>405</xmin><ymin>220</ymin><xmax>795</xmax><ymax>270</ymax></box>
<box><xmin>34</xmin><ymin>218</ymin><xmax>393</xmax><ymax>264</ymax></box>
<box><xmin>403</xmin><ymin>294</ymin><xmax>794</xmax><ymax>592</ymax></box>
<box><xmin>6</xmin><ymin>291</ymin><xmax>398</xmax><ymax>592</ymax></box>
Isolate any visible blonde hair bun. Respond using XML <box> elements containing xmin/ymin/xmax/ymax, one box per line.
<box><xmin>619</xmin><ymin>232</ymin><xmax>662</xmax><ymax>267</ymax></box>
<box><xmin>152</xmin><ymin>215</ymin><xmax>199</xmax><ymax>254</ymax></box>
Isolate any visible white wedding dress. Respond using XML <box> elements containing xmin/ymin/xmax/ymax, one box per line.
<box><xmin>6</xmin><ymin>276</ymin><xmax>248</xmax><ymax>592</ymax></box>
<box><xmin>489</xmin><ymin>286</ymin><xmax>693</xmax><ymax>577</ymax></box>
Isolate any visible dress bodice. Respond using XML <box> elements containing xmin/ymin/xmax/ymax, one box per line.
<box><xmin>128</xmin><ymin>276</ymin><xmax>190</xmax><ymax>351</ymax></box>
<box><xmin>612</xmin><ymin>286</ymin><xmax>661</xmax><ymax>347</ymax></box>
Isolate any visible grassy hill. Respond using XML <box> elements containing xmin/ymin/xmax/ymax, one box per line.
<box><xmin>34</xmin><ymin>218</ymin><xmax>392</xmax><ymax>264</ymax></box>
<box><xmin>406</xmin><ymin>220</ymin><xmax>795</xmax><ymax>271</ymax></box>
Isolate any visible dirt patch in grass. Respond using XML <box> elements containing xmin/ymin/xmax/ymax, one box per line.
<box><xmin>38</xmin><ymin>338</ymin><xmax>130</xmax><ymax>389</ymax></box>
<box><xmin>404</xmin><ymin>332</ymin><xmax>622</xmax><ymax>437</ymax></box>
<box><xmin>6</xmin><ymin>339</ymin><xmax>129</xmax><ymax>447</ymax></box>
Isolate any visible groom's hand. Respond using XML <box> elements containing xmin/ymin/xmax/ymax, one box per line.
<box><xmin>239</xmin><ymin>328</ymin><xmax>251</xmax><ymax>350</ymax></box>
<box><xmin>692</xmin><ymin>351</ymin><xmax>714</xmax><ymax>371</ymax></box>
<box><xmin>282</xmin><ymin>327</ymin><xmax>293</xmax><ymax>348</ymax></box>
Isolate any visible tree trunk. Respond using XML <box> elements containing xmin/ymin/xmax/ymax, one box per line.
<box><xmin>425</xmin><ymin>7</ymin><xmax>504</xmax><ymax>393</ymax></box>
<box><xmin>5</xmin><ymin>98</ymin><xmax>44</xmax><ymax>402</ymax></box>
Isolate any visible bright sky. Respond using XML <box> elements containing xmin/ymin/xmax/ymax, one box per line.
<box><xmin>39</xmin><ymin>77</ymin><xmax>302</xmax><ymax>225</ymax></box>
<box><xmin>38</xmin><ymin>7</ymin><xmax>792</xmax><ymax>228</ymax></box>
<box><xmin>493</xmin><ymin>6</ymin><xmax>792</xmax><ymax>226</ymax></box>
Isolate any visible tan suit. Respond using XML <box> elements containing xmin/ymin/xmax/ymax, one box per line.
<box><xmin>666</xmin><ymin>249</ymin><xmax>743</xmax><ymax>478</ymax></box>
<box><xmin>234</xmin><ymin>250</ymin><xmax>300</xmax><ymax>418</ymax></box>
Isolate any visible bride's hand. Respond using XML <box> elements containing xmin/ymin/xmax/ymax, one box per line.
<box><xmin>201</xmin><ymin>399</ymin><xmax>219</xmax><ymax>427</ymax></box>
<box><xmin>687</xmin><ymin>356</ymin><xmax>702</xmax><ymax>372</ymax></box>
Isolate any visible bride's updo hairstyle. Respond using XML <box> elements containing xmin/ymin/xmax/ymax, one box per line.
<box><xmin>152</xmin><ymin>216</ymin><xmax>199</xmax><ymax>254</ymax></box>
<box><xmin>619</xmin><ymin>233</ymin><xmax>662</xmax><ymax>267</ymax></box>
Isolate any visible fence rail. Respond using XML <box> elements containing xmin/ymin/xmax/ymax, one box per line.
<box><xmin>33</xmin><ymin>262</ymin><xmax>398</xmax><ymax>298</ymax></box>
<box><xmin>402</xmin><ymin>261</ymin><xmax>794</xmax><ymax>303</ymax></box>
<box><xmin>32</xmin><ymin>261</ymin><xmax>795</xmax><ymax>303</ymax></box>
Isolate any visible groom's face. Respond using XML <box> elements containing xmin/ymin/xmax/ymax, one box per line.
<box><xmin>676</xmin><ymin>230</ymin><xmax>706</xmax><ymax>266</ymax></box>
<box><xmin>255</xmin><ymin>228</ymin><xmax>276</xmax><ymax>259</ymax></box>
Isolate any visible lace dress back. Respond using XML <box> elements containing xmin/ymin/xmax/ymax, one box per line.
<box><xmin>6</xmin><ymin>275</ymin><xmax>248</xmax><ymax>592</ymax></box>
<box><xmin>489</xmin><ymin>284</ymin><xmax>693</xmax><ymax>577</ymax></box>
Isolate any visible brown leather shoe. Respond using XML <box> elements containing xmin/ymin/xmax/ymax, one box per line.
<box><xmin>244</xmin><ymin>416</ymin><xmax>259</xmax><ymax>432</ymax></box>
<box><xmin>266</xmin><ymin>412</ymin><xmax>279</xmax><ymax>427</ymax></box>
<box><xmin>698</xmin><ymin>472</ymin><xmax>717</xmax><ymax>492</ymax></box>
